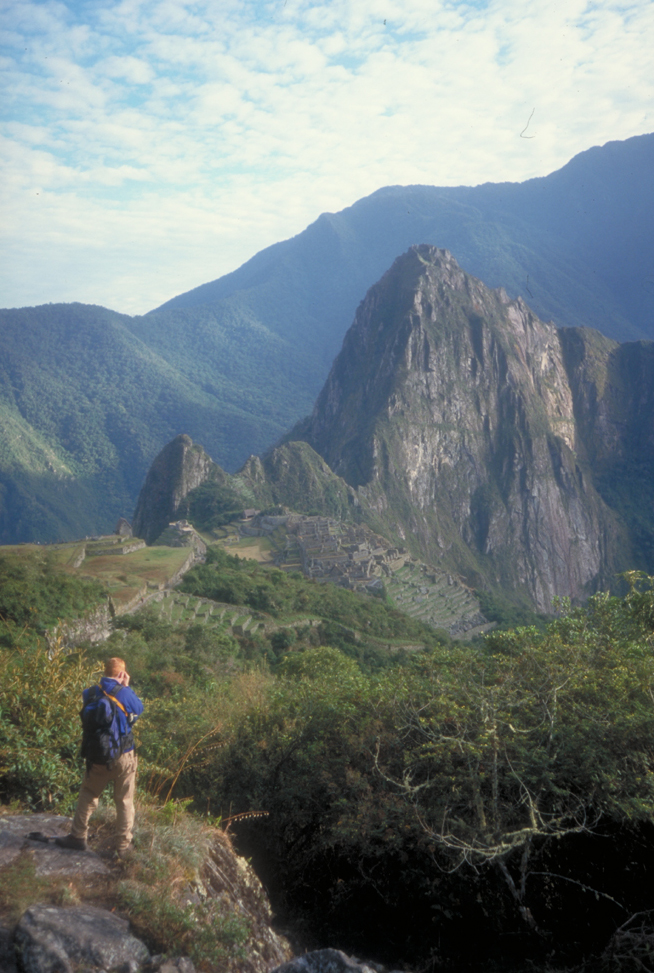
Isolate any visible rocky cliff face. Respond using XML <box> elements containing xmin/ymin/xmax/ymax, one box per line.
<box><xmin>238</xmin><ymin>442</ymin><xmax>360</xmax><ymax>521</ymax></box>
<box><xmin>0</xmin><ymin>811</ymin><xmax>292</xmax><ymax>973</ymax></box>
<box><xmin>132</xmin><ymin>434</ymin><xmax>227</xmax><ymax>544</ymax></box>
<box><xmin>132</xmin><ymin>435</ymin><xmax>361</xmax><ymax>547</ymax></box>
<box><xmin>132</xmin><ymin>250</ymin><xmax>654</xmax><ymax>610</ymax></box>
<box><xmin>302</xmin><ymin>246</ymin><xmax>628</xmax><ymax>610</ymax></box>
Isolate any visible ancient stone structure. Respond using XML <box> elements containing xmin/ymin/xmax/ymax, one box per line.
<box><xmin>302</xmin><ymin>246</ymin><xmax>631</xmax><ymax>611</ymax></box>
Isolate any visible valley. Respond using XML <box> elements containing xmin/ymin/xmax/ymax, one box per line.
<box><xmin>2</xmin><ymin>133</ymin><xmax>654</xmax><ymax>549</ymax></box>
<box><xmin>3</xmin><ymin>131</ymin><xmax>654</xmax><ymax>972</ymax></box>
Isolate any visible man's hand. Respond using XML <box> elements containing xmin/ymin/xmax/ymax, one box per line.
<box><xmin>117</xmin><ymin>670</ymin><xmax>130</xmax><ymax>687</ymax></box>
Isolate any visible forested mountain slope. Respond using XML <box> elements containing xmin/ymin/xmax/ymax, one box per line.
<box><xmin>0</xmin><ymin>302</ymin><xmax>309</xmax><ymax>543</ymax></box>
<box><xmin>2</xmin><ymin>132</ymin><xmax>653</xmax><ymax>543</ymax></box>
<box><xmin>155</xmin><ymin>132</ymin><xmax>654</xmax><ymax>353</ymax></box>
<box><xmin>298</xmin><ymin>246</ymin><xmax>654</xmax><ymax>609</ymax></box>
<box><xmin>0</xmin><ymin>304</ymin><xmax>238</xmax><ymax>542</ymax></box>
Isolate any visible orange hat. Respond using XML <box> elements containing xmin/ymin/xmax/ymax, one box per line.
<box><xmin>105</xmin><ymin>657</ymin><xmax>126</xmax><ymax>678</ymax></box>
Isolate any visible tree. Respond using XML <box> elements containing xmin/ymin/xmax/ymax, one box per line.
<box><xmin>374</xmin><ymin>589</ymin><xmax>654</xmax><ymax>933</ymax></box>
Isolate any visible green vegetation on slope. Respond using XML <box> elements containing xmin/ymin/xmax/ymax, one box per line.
<box><xmin>4</xmin><ymin>570</ymin><xmax>654</xmax><ymax>969</ymax></box>
<box><xmin>178</xmin><ymin>480</ymin><xmax>247</xmax><ymax>532</ymax></box>
<box><xmin>238</xmin><ymin>442</ymin><xmax>359</xmax><ymax>521</ymax></box>
<box><xmin>0</xmin><ymin>303</ymin><xmax>239</xmax><ymax>543</ymax></box>
<box><xmin>0</xmin><ymin>299</ymin><xmax>323</xmax><ymax>545</ymax></box>
<box><xmin>179</xmin><ymin>546</ymin><xmax>443</xmax><ymax>649</ymax></box>
<box><xmin>0</xmin><ymin>547</ymin><xmax>105</xmax><ymax>644</ymax></box>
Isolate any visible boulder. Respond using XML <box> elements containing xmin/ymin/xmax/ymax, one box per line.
<box><xmin>0</xmin><ymin>830</ymin><xmax>24</xmax><ymax>868</ymax></box>
<box><xmin>270</xmin><ymin>949</ymin><xmax>402</xmax><ymax>973</ymax></box>
<box><xmin>14</xmin><ymin>904</ymin><xmax>150</xmax><ymax>973</ymax></box>
<box><xmin>0</xmin><ymin>814</ymin><xmax>109</xmax><ymax>878</ymax></box>
<box><xmin>0</xmin><ymin>917</ymin><xmax>18</xmax><ymax>973</ymax></box>
<box><xmin>151</xmin><ymin>959</ymin><xmax>196</xmax><ymax>973</ymax></box>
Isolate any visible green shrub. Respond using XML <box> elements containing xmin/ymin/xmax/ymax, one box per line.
<box><xmin>0</xmin><ymin>637</ymin><xmax>98</xmax><ymax>810</ymax></box>
<box><xmin>0</xmin><ymin>549</ymin><xmax>105</xmax><ymax>643</ymax></box>
<box><xmin>118</xmin><ymin>802</ymin><xmax>250</xmax><ymax>970</ymax></box>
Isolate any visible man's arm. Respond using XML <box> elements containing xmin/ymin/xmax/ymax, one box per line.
<box><xmin>114</xmin><ymin>672</ymin><xmax>144</xmax><ymax>718</ymax></box>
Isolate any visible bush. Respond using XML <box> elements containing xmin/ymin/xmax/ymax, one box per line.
<box><xmin>0</xmin><ymin>550</ymin><xmax>105</xmax><ymax>643</ymax></box>
<box><xmin>118</xmin><ymin>804</ymin><xmax>250</xmax><ymax>970</ymax></box>
<box><xmin>0</xmin><ymin>637</ymin><xmax>98</xmax><ymax>810</ymax></box>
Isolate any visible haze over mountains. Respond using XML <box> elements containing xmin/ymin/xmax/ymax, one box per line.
<box><xmin>134</xmin><ymin>246</ymin><xmax>654</xmax><ymax>611</ymax></box>
<box><xmin>1</xmin><ymin>132</ymin><xmax>653</xmax><ymax>549</ymax></box>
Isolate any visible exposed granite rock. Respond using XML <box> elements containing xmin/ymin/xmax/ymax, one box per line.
<box><xmin>1</xmin><ymin>813</ymin><xmax>291</xmax><ymax>973</ymax></box>
<box><xmin>0</xmin><ymin>814</ymin><xmax>110</xmax><ymax>877</ymax></box>
<box><xmin>301</xmin><ymin>245</ymin><xmax>627</xmax><ymax>610</ymax></box>
<box><xmin>0</xmin><ymin>916</ymin><xmax>18</xmax><ymax>973</ymax></box>
<box><xmin>132</xmin><ymin>434</ymin><xmax>224</xmax><ymax>544</ymax></box>
<box><xmin>134</xmin><ymin>243</ymin><xmax>654</xmax><ymax>613</ymax></box>
<box><xmin>196</xmin><ymin>831</ymin><xmax>292</xmax><ymax>972</ymax></box>
<box><xmin>15</xmin><ymin>904</ymin><xmax>149</xmax><ymax>973</ymax></box>
<box><xmin>271</xmin><ymin>949</ymin><xmax>404</xmax><ymax>973</ymax></box>
<box><xmin>0</xmin><ymin>830</ymin><xmax>24</xmax><ymax>868</ymax></box>
<box><xmin>148</xmin><ymin>958</ymin><xmax>196</xmax><ymax>973</ymax></box>
<box><xmin>0</xmin><ymin>814</ymin><xmax>71</xmax><ymax>838</ymax></box>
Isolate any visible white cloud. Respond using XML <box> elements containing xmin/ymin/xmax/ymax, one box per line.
<box><xmin>99</xmin><ymin>54</ymin><xmax>155</xmax><ymax>84</ymax></box>
<box><xmin>0</xmin><ymin>0</ymin><xmax>653</xmax><ymax>313</ymax></box>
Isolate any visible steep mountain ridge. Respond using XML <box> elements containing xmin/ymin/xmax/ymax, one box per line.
<box><xmin>155</xmin><ymin>133</ymin><xmax>654</xmax><ymax>347</ymax></box>
<box><xmin>3</xmin><ymin>133</ymin><xmax>654</xmax><ymax>544</ymax></box>
<box><xmin>132</xmin><ymin>436</ymin><xmax>363</xmax><ymax>546</ymax></box>
<box><xmin>132</xmin><ymin>246</ymin><xmax>654</xmax><ymax>612</ymax></box>
<box><xmin>299</xmin><ymin>246</ymin><xmax>633</xmax><ymax>610</ymax></box>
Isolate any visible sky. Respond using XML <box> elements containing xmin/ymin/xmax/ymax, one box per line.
<box><xmin>1</xmin><ymin>0</ymin><xmax>652</xmax><ymax>315</ymax></box>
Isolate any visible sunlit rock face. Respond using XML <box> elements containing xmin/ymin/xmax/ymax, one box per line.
<box><xmin>132</xmin><ymin>434</ymin><xmax>219</xmax><ymax>544</ymax></box>
<box><xmin>303</xmin><ymin>245</ymin><xmax>624</xmax><ymax>611</ymax></box>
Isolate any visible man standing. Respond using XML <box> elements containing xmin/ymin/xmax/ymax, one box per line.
<box><xmin>56</xmin><ymin>657</ymin><xmax>144</xmax><ymax>858</ymax></box>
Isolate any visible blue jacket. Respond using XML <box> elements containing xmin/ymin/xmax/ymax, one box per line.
<box><xmin>83</xmin><ymin>677</ymin><xmax>144</xmax><ymax>753</ymax></box>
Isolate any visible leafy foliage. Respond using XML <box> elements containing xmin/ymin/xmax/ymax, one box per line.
<box><xmin>5</xmin><ymin>562</ymin><xmax>654</xmax><ymax>968</ymax></box>
<box><xmin>158</xmin><ymin>581</ymin><xmax>654</xmax><ymax>967</ymax></box>
<box><xmin>0</xmin><ymin>638</ymin><xmax>99</xmax><ymax>810</ymax></box>
<box><xmin>180</xmin><ymin>545</ymin><xmax>445</xmax><ymax>647</ymax></box>
<box><xmin>475</xmin><ymin>587</ymin><xmax>549</xmax><ymax>631</ymax></box>
<box><xmin>0</xmin><ymin>549</ymin><xmax>105</xmax><ymax>640</ymax></box>
<box><xmin>178</xmin><ymin>479</ymin><xmax>245</xmax><ymax>532</ymax></box>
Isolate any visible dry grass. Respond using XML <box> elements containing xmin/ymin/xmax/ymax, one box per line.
<box><xmin>0</xmin><ymin>799</ymin><xmax>252</xmax><ymax>971</ymax></box>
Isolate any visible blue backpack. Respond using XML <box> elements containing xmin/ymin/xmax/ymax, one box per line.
<box><xmin>80</xmin><ymin>685</ymin><xmax>133</xmax><ymax>766</ymax></box>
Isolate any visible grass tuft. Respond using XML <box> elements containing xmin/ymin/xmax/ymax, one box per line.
<box><xmin>115</xmin><ymin>801</ymin><xmax>251</xmax><ymax>970</ymax></box>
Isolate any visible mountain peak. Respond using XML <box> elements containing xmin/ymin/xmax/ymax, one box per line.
<box><xmin>301</xmin><ymin>247</ymin><xmax>623</xmax><ymax>609</ymax></box>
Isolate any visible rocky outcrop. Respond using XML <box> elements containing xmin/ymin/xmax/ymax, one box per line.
<box><xmin>271</xmin><ymin>949</ymin><xmax>404</xmax><ymax>973</ymax></box>
<box><xmin>239</xmin><ymin>442</ymin><xmax>359</xmax><ymax>522</ymax></box>
<box><xmin>15</xmin><ymin>905</ymin><xmax>149</xmax><ymax>973</ymax></box>
<box><xmin>132</xmin><ymin>249</ymin><xmax>654</xmax><ymax>612</ymax></box>
<box><xmin>302</xmin><ymin>245</ymin><xmax>628</xmax><ymax>610</ymax></box>
<box><xmin>132</xmin><ymin>435</ymin><xmax>226</xmax><ymax>544</ymax></box>
<box><xmin>0</xmin><ymin>812</ymin><xmax>292</xmax><ymax>973</ymax></box>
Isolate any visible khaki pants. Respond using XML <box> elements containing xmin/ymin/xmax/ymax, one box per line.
<box><xmin>71</xmin><ymin>750</ymin><xmax>137</xmax><ymax>851</ymax></box>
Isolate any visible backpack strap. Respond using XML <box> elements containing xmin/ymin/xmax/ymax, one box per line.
<box><xmin>98</xmin><ymin>685</ymin><xmax>129</xmax><ymax>717</ymax></box>
<box><xmin>98</xmin><ymin>685</ymin><xmax>135</xmax><ymax>760</ymax></box>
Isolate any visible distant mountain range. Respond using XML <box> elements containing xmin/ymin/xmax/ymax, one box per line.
<box><xmin>1</xmin><ymin>132</ymin><xmax>653</xmax><ymax>544</ymax></box>
<box><xmin>135</xmin><ymin>246</ymin><xmax>654</xmax><ymax>611</ymax></box>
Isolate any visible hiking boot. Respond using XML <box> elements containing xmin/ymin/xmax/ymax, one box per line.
<box><xmin>116</xmin><ymin>843</ymin><xmax>136</xmax><ymax>860</ymax></box>
<box><xmin>54</xmin><ymin>834</ymin><xmax>87</xmax><ymax>851</ymax></box>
